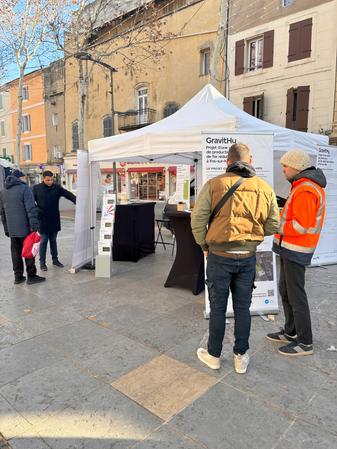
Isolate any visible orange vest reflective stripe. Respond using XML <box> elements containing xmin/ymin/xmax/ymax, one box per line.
<box><xmin>274</xmin><ymin>179</ymin><xmax>326</xmax><ymax>256</ymax></box>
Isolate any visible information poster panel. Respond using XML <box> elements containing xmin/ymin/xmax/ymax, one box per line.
<box><xmin>311</xmin><ymin>145</ymin><xmax>337</xmax><ymax>266</ymax></box>
<box><xmin>175</xmin><ymin>165</ymin><xmax>190</xmax><ymax>209</ymax></box>
<box><xmin>201</xmin><ymin>132</ymin><xmax>278</xmax><ymax>316</ymax></box>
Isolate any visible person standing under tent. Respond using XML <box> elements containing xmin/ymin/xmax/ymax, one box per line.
<box><xmin>191</xmin><ymin>143</ymin><xmax>279</xmax><ymax>374</ymax></box>
<box><xmin>267</xmin><ymin>149</ymin><xmax>326</xmax><ymax>356</ymax></box>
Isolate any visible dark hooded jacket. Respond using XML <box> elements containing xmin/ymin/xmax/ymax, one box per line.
<box><xmin>32</xmin><ymin>183</ymin><xmax>76</xmax><ymax>234</ymax></box>
<box><xmin>0</xmin><ymin>176</ymin><xmax>39</xmax><ymax>238</ymax></box>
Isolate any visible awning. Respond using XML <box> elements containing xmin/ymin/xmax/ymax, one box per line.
<box><xmin>127</xmin><ymin>167</ymin><xmax>164</xmax><ymax>173</ymax></box>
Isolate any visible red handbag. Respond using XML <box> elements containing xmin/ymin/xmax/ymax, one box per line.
<box><xmin>22</xmin><ymin>232</ymin><xmax>41</xmax><ymax>259</ymax></box>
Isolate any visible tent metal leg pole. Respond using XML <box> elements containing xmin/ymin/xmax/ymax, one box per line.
<box><xmin>194</xmin><ymin>159</ymin><xmax>198</xmax><ymax>198</ymax></box>
<box><xmin>113</xmin><ymin>161</ymin><xmax>118</xmax><ymax>202</ymax></box>
<box><xmin>89</xmin><ymin>162</ymin><xmax>95</xmax><ymax>267</ymax></box>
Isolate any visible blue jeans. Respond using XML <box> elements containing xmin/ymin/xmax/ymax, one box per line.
<box><xmin>39</xmin><ymin>232</ymin><xmax>58</xmax><ymax>265</ymax></box>
<box><xmin>206</xmin><ymin>252</ymin><xmax>256</xmax><ymax>357</ymax></box>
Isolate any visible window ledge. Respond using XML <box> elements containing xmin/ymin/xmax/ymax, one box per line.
<box><xmin>286</xmin><ymin>57</ymin><xmax>315</xmax><ymax>68</ymax></box>
<box><xmin>242</xmin><ymin>68</ymin><xmax>265</xmax><ymax>77</ymax></box>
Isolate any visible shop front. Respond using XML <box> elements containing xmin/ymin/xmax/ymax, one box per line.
<box><xmin>128</xmin><ymin>167</ymin><xmax>166</xmax><ymax>201</ymax></box>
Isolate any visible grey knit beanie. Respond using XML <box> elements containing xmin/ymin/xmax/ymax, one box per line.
<box><xmin>280</xmin><ymin>149</ymin><xmax>312</xmax><ymax>171</ymax></box>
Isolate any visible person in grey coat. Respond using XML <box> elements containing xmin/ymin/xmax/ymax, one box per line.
<box><xmin>0</xmin><ymin>169</ymin><xmax>46</xmax><ymax>285</ymax></box>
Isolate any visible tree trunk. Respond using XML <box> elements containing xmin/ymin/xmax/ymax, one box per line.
<box><xmin>78</xmin><ymin>59</ymin><xmax>88</xmax><ymax>151</ymax></box>
<box><xmin>15</xmin><ymin>65</ymin><xmax>25</xmax><ymax>167</ymax></box>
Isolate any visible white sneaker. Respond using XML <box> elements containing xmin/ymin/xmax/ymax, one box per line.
<box><xmin>197</xmin><ymin>348</ymin><xmax>221</xmax><ymax>370</ymax></box>
<box><xmin>234</xmin><ymin>352</ymin><xmax>250</xmax><ymax>374</ymax></box>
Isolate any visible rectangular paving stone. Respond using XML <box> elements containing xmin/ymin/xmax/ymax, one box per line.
<box><xmin>223</xmin><ymin>347</ymin><xmax>328</xmax><ymax>416</ymax></box>
<box><xmin>170</xmin><ymin>382</ymin><xmax>294</xmax><ymax>449</ymax></box>
<box><xmin>0</xmin><ymin>334</ymin><xmax>64</xmax><ymax>387</ymax></box>
<box><xmin>297</xmin><ymin>376</ymin><xmax>337</xmax><ymax>436</ymax></box>
<box><xmin>133</xmin><ymin>425</ymin><xmax>206</xmax><ymax>449</ymax></box>
<box><xmin>274</xmin><ymin>419</ymin><xmax>337</xmax><ymax>449</ymax></box>
<box><xmin>31</xmin><ymin>386</ymin><xmax>162</xmax><ymax>449</ymax></box>
<box><xmin>0</xmin><ymin>305</ymin><xmax>83</xmax><ymax>347</ymax></box>
<box><xmin>70</xmin><ymin>332</ymin><xmax>158</xmax><ymax>383</ymax></box>
<box><xmin>0</xmin><ymin>360</ymin><xmax>100</xmax><ymax>426</ymax></box>
<box><xmin>112</xmin><ymin>355</ymin><xmax>217</xmax><ymax>421</ymax></box>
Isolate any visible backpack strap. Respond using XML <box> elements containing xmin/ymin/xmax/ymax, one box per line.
<box><xmin>208</xmin><ymin>177</ymin><xmax>245</xmax><ymax>226</ymax></box>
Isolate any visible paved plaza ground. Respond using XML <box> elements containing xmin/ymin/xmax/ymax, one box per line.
<box><xmin>0</xmin><ymin>217</ymin><xmax>337</xmax><ymax>449</ymax></box>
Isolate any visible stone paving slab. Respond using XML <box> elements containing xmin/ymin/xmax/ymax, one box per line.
<box><xmin>27</xmin><ymin>386</ymin><xmax>163</xmax><ymax>449</ymax></box>
<box><xmin>0</xmin><ymin>220</ymin><xmax>337</xmax><ymax>449</ymax></box>
<box><xmin>273</xmin><ymin>420</ymin><xmax>337</xmax><ymax>449</ymax></box>
<box><xmin>170</xmin><ymin>382</ymin><xmax>295</xmax><ymax>449</ymax></box>
<box><xmin>0</xmin><ymin>360</ymin><xmax>101</xmax><ymax>426</ymax></box>
<box><xmin>112</xmin><ymin>355</ymin><xmax>217</xmax><ymax>421</ymax></box>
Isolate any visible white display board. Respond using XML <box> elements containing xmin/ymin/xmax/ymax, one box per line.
<box><xmin>311</xmin><ymin>145</ymin><xmax>337</xmax><ymax>266</ymax></box>
<box><xmin>202</xmin><ymin>132</ymin><xmax>278</xmax><ymax>316</ymax></box>
<box><xmin>175</xmin><ymin>165</ymin><xmax>191</xmax><ymax>209</ymax></box>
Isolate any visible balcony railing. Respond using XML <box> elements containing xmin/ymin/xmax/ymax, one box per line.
<box><xmin>118</xmin><ymin>108</ymin><xmax>156</xmax><ymax>132</ymax></box>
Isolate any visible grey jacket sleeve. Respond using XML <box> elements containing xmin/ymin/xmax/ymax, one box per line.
<box><xmin>23</xmin><ymin>186</ymin><xmax>40</xmax><ymax>232</ymax></box>
<box><xmin>191</xmin><ymin>182</ymin><xmax>211</xmax><ymax>251</ymax></box>
<box><xmin>264</xmin><ymin>191</ymin><xmax>280</xmax><ymax>236</ymax></box>
<box><xmin>0</xmin><ymin>192</ymin><xmax>8</xmax><ymax>235</ymax></box>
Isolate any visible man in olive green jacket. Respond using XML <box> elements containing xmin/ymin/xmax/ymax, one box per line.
<box><xmin>192</xmin><ymin>143</ymin><xmax>279</xmax><ymax>374</ymax></box>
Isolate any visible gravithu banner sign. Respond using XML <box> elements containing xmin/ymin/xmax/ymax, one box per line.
<box><xmin>202</xmin><ymin>132</ymin><xmax>278</xmax><ymax>317</ymax></box>
<box><xmin>311</xmin><ymin>145</ymin><xmax>337</xmax><ymax>266</ymax></box>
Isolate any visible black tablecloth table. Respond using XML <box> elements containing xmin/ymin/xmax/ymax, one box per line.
<box><xmin>164</xmin><ymin>210</ymin><xmax>205</xmax><ymax>295</ymax></box>
<box><xmin>113</xmin><ymin>202</ymin><xmax>155</xmax><ymax>262</ymax></box>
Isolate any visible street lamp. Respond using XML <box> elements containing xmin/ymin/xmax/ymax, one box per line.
<box><xmin>74</xmin><ymin>51</ymin><xmax>118</xmax><ymax>193</ymax></box>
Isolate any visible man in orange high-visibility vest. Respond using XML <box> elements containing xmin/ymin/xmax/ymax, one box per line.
<box><xmin>267</xmin><ymin>149</ymin><xmax>326</xmax><ymax>356</ymax></box>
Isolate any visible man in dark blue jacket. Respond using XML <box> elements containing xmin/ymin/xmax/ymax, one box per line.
<box><xmin>33</xmin><ymin>170</ymin><xmax>76</xmax><ymax>270</ymax></box>
<box><xmin>0</xmin><ymin>170</ymin><xmax>46</xmax><ymax>285</ymax></box>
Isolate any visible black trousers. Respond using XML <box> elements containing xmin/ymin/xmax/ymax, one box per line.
<box><xmin>279</xmin><ymin>256</ymin><xmax>312</xmax><ymax>345</ymax></box>
<box><xmin>10</xmin><ymin>237</ymin><xmax>37</xmax><ymax>279</ymax></box>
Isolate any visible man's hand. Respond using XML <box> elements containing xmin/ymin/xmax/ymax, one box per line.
<box><xmin>203</xmin><ymin>250</ymin><xmax>209</xmax><ymax>258</ymax></box>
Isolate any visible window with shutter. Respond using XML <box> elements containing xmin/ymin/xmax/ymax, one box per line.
<box><xmin>296</xmin><ymin>86</ymin><xmax>310</xmax><ymax>132</ymax></box>
<box><xmin>22</xmin><ymin>114</ymin><xmax>31</xmax><ymax>132</ymax></box>
<box><xmin>0</xmin><ymin>94</ymin><xmax>3</xmax><ymax>110</ymax></box>
<box><xmin>243</xmin><ymin>94</ymin><xmax>264</xmax><ymax>119</ymax></box>
<box><xmin>22</xmin><ymin>144</ymin><xmax>32</xmax><ymax>161</ymax></box>
<box><xmin>235</xmin><ymin>40</ymin><xmax>245</xmax><ymax>76</ymax></box>
<box><xmin>285</xmin><ymin>86</ymin><xmax>310</xmax><ymax>131</ymax></box>
<box><xmin>200</xmin><ymin>49</ymin><xmax>211</xmax><ymax>76</ymax></box>
<box><xmin>263</xmin><ymin>31</ymin><xmax>274</xmax><ymax>68</ymax></box>
<box><xmin>0</xmin><ymin>121</ymin><xmax>4</xmax><ymax>137</ymax></box>
<box><xmin>288</xmin><ymin>18</ymin><xmax>312</xmax><ymax>62</ymax></box>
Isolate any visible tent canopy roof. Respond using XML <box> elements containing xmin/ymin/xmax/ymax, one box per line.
<box><xmin>88</xmin><ymin>84</ymin><xmax>328</xmax><ymax>163</ymax></box>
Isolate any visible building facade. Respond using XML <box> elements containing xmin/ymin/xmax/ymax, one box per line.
<box><xmin>0</xmin><ymin>87</ymin><xmax>15</xmax><ymax>162</ymax></box>
<box><xmin>63</xmin><ymin>0</ymin><xmax>222</xmax><ymax>197</ymax></box>
<box><xmin>9</xmin><ymin>70</ymin><xmax>48</xmax><ymax>184</ymax></box>
<box><xmin>43</xmin><ymin>59</ymin><xmax>66</xmax><ymax>180</ymax></box>
<box><xmin>228</xmin><ymin>0</ymin><xmax>337</xmax><ymax>135</ymax></box>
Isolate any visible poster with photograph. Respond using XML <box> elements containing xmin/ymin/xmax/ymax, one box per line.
<box><xmin>311</xmin><ymin>145</ymin><xmax>337</xmax><ymax>266</ymax></box>
<box><xmin>202</xmin><ymin>132</ymin><xmax>278</xmax><ymax>316</ymax></box>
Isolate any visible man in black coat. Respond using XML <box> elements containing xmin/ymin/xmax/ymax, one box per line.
<box><xmin>0</xmin><ymin>170</ymin><xmax>46</xmax><ymax>285</ymax></box>
<box><xmin>33</xmin><ymin>170</ymin><xmax>76</xmax><ymax>270</ymax></box>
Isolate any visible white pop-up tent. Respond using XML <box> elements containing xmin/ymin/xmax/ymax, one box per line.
<box><xmin>88</xmin><ymin>84</ymin><xmax>328</xmax><ymax>164</ymax></box>
<box><xmin>72</xmin><ymin>84</ymin><xmax>329</xmax><ymax>270</ymax></box>
<box><xmin>88</xmin><ymin>84</ymin><xmax>237</xmax><ymax>164</ymax></box>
